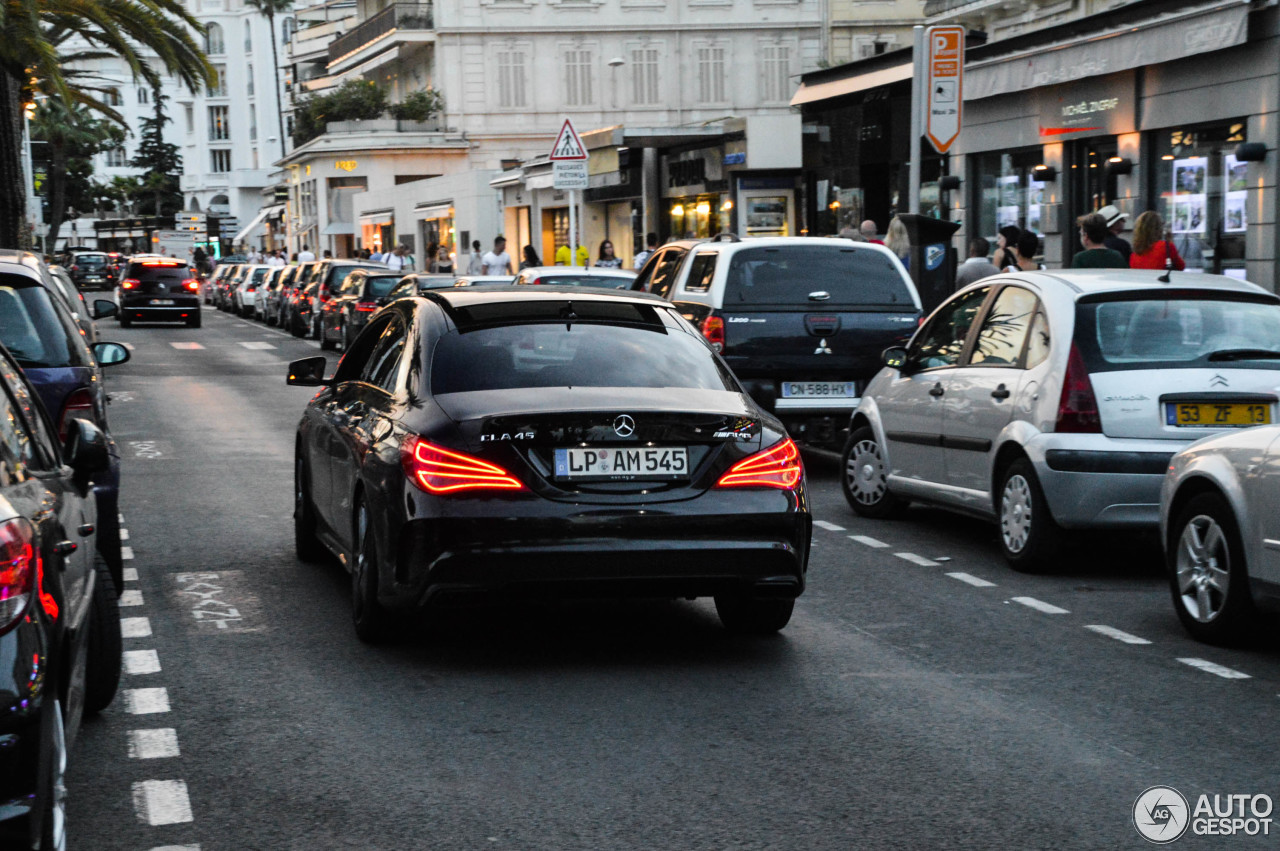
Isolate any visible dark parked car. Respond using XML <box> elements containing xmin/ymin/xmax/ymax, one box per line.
<box><xmin>116</xmin><ymin>257</ymin><xmax>201</xmax><ymax>327</ymax></box>
<box><xmin>290</xmin><ymin>287</ymin><xmax>811</xmax><ymax>642</ymax></box>
<box><xmin>265</xmin><ymin>265</ymin><xmax>299</xmax><ymax>326</ymax></box>
<box><xmin>66</xmin><ymin>251</ymin><xmax>113</xmax><ymax>291</ymax></box>
<box><xmin>290</xmin><ymin>260</ymin><xmax>387</xmax><ymax>338</ymax></box>
<box><xmin>319</xmin><ymin>270</ymin><xmax>405</xmax><ymax>350</ymax></box>
<box><xmin>0</xmin><ymin>342</ymin><xmax>122</xmax><ymax>851</ymax></box>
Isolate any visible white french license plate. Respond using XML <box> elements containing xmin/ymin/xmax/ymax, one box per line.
<box><xmin>781</xmin><ymin>381</ymin><xmax>857</xmax><ymax>398</ymax></box>
<box><xmin>150</xmin><ymin>299</ymin><xmax>175</xmax><ymax>305</ymax></box>
<box><xmin>554</xmin><ymin>446</ymin><xmax>689</xmax><ymax>479</ymax></box>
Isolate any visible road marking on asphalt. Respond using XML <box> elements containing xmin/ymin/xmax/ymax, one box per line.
<box><xmin>120</xmin><ymin>589</ymin><xmax>145</xmax><ymax>607</ymax></box>
<box><xmin>123</xmin><ymin>567</ymin><xmax>138</xmax><ymax>581</ymax></box>
<box><xmin>128</xmin><ymin>728</ymin><xmax>180</xmax><ymax>760</ymax></box>
<box><xmin>129</xmin><ymin>441</ymin><xmax>168</xmax><ymax>459</ymax></box>
<box><xmin>121</xmin><ymin>343</ymin><xmax>136</xmax><ymax>350</ymax></box>
<box><xmin>147</xmin><ymin>845</ymin><xmax>200</xmax><ymax>851</ymax></box>
<box><xmin>121</xmin><ymin>617</ymin><xmax>152</xmax><ymax>638</ymax></box>
<box><xmin>1011</xmin><ymin>596</ymin><xmax>1070</xmax><ymax>614</ymax></box>
<box><xmin>238</xmin><ymin>341</ymin><xmax>276</xmax><ymax>350</ymax></box>
<box><xmin>849</xmin><ymin>535</ymin><xmax>890</xmax><ymax>548</ymax></box>
<box><xmin>123</xmin><ymin>649</ymin><xmax>162</xmax><ymax>675</ymax></box>
<box><xmin>169</xmin><ymin>342</ymin><xmax>204</xmax><ymax>350</ymax></box>
<box><xmin>121</xmin><ymin>528</ymin><xmax>130</xmax><ymax>540</ymax></box>
<box><xmin>895</xmin><ymin>552</ymin><xmax>939</xmax><ymax>567</ymax></box>
<box><xmin>172</xmin><ymin>571</ymin><xmax>262</xmax><ymax>632</ymax></box>
<box><xmin>132</xmin><ymin>780</ymin><xmax>194</xmax><ymax>825</ymax></box>
<box><xmin>1178</xmin><ymin>658</ymin><xmax>1251</xmax><ymax>679</ymax></box>
<box><xmin>813</xmin><ymin>520</ymin><xmax>846</xmax><ymax>532</ymax></box>
<box><xmin>1084</xmin><ymin>624</ymin><xmax>1152</xmax><ymax>645</ymax></box>
<box><xmin>946</xmin><ymin>572</ymin><xmax>996</xmax><ymax>588</ymax></box>
<box><xmin>122</xmin><ymin>546</ymin><xmax>135</xmax><ymax>560</ymax></box>
<box><xmin>123</xmin><ymin>688</ymin><xmax>170</xmax><ymax>714</ymax></box>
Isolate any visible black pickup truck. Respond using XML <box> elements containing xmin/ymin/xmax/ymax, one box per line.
<box><xmin>633</xmin><ymin>236</ymin><xmax>923</xmax><ymax>447</ymax></box>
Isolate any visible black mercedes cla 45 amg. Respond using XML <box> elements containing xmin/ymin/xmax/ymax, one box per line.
<box><xmin>289</xmin><ymin>287</ymin><xmax>811</xmax><ymax>641</ymax></box>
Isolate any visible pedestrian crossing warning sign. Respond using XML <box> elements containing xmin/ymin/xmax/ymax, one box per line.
<box><xmin>549</xmin><ymin>119</ymin><xmax>588</xmax><ymax>160</ymax></box>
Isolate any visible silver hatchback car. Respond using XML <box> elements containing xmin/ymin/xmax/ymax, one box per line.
<box><xmin>843</xmin><ymin>269</ymin><xmax>1280</xmax><ymax>571</ymax></box>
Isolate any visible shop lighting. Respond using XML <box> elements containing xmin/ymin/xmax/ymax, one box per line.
<box><xmin>671</xmin><ymin>205</ymin><xmax>684</xmax><ymax>217</ymax></box>
<box><xmin>696</xmin><ymin>202</ymin><xmax>711</xmax><ymax>215</ymax></box>
<box><xmin>1106</xmin><ymin>157</ymin><xmax>1134</xmax><ymax>175</ymax></box>
<box><xmin>938</xmin><ymin>175</ymin><xmax>962</xmax><ymax>191</ymax></box>
<box><xmin>1032</xmin><ymin>165</ymin><xmax>1058</xmax><ymax>181</ymax></box>
<box><xmin>721</xmin><ymin>199</ymin><xmax>733</xmax><ymax>211</ymax></box>
<box><xmin>1162</xmin><ymin>154</ymin><xmax>1175</xmax><ymax>161</ymax></box>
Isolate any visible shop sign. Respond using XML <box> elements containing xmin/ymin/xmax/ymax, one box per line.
<box><xmin>663</xmin><ymin>149</ymin><xmax>723</xmax><ymax>194</ymax></box>
<box><xmin>335</xmin><ymin>160</ymin><xmax>358</xmax><ymax>172</ymax></box>
<box><xmin>1037</xmin><ymin>72</ymin><xmax>1135</xmax><ymax>140</ymax></box>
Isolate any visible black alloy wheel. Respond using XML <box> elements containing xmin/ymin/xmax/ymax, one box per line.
<box><xmin>38</xmin><ymin>699</ymin><xmax>68</xmax><ymax>851</ymax></box>
<box><xmin>84</xmin><ymin>553</ymin><xmax>122</xmax><ymax>714</ymax></box>
<box><xmin>352</xmin><ymin>500</ymin><xmax>393</xmax><ymax>643</ymax></box>
<box><xmin>294</xmin><ymin>454</ymin><xmax>326</xmax><ymax>563</ymax></box>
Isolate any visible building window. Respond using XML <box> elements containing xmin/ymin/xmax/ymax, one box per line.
<box><xmin>243</xmin><ymin>20</ymin><xmax>253</xmax><ymax>53</ymax></box>
<box><xmin>104</xmin><ymin>88</ymin><xmax>122</xmax><ymax>106</ymax></box>
<box><xmin>249</xmin><ymin>105</ymin><xmax>257</xmax><ymax>141</ymax></box>
<box><xmin>282</xmin><ymin>16</ymin><xmax>296</xmax><ymax>44</ymax></box>
<box><xmin>184</xmin><ymin>105</ymin><xmax>193</xmax><ymax>134</ymax></box>
<box><xmin>137</xmin><ymin>87</ymin><xmax>150</xmax><ymax>104</ymax></box>
<box><xmin>205</xmin><ymin>22</ymin><xmax>225</xmax><ymax>55</ymax></box>
<box><xmin>207</xmin><ymin>65</ymin><xmax>227</xmax><ymax>98</ymax></box>
<box><xmin>497</xmin><ymin>49</ymin><xmax>528</xmax><ymax>109</ymax></box>
<box><xmin>760</xmin><ymin>43</ymin><xmax>791</xmax><ymax>103</ymax></box>
<box><xmin>247</xmin><ymin>64</ymin><xmax>254</xmax><ymax>97</ymax></box>
<box><xmin>1150</xmin><ymin>121</ymin><xmax>1249</xmax><ymax>273</ymax></box>
<box><xmin>210</xmin><ymin>149</ymin><xmax>232</xmax><ymax>173</ymax></box>
<box><xmin>631</xmin><ymin>47</ymin><xmax>660</xmax><ymax>105</ymax></box>
<box><xmin>208</xmin><ymin>106</ymin><xmax>230</xmax><ymax>141</ymax></box>
<box><xmin>696</xmin><ymin>44</ymin><xmax>726</xmax><ymax>104</ymax></box>
<box><xmin>563</xmin><ymin>48</ymin><xmax>594</xmax><ymax>107</ymax></box>
<box><xmin>974</xmin><ymin>150</ymin><xmax>1046</xmax><ymax>247</ymax></box>
<box><xmin>104</xmin><ymin>147</ymin><xmax>128</xmax><ymax>167</ymax></box>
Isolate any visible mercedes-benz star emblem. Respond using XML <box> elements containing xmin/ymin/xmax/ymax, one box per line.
<box><xmin>613</xmin><ymin>415</ymin><xmax>635</xmax><ymax>437</ymax></box>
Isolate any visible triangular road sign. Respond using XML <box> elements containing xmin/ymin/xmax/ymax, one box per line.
<box><xmin>549</xmin><ymin>119</ymin><xmax>588</xmax><ymax>160</ymax></box>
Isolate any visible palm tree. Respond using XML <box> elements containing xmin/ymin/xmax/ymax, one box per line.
<box><xmin>31</xmin><ymin>97</ymin><xmax>124</xmax><ymax>249</ymax></box>
<box><xmin>0</xmin><ymin>0</ymin><xmax>215</xmax><ymax>245</ymax></box>
<box><xmin>245</xmin><ymin>0</ymin><xmax>291</xmax><ymax>161</ymax></box>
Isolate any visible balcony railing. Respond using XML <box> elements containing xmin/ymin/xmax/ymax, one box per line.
<box><xmin>328</xmin><ymin>3</ymin><xmax>434</xmax><ymax>67</ymax></box>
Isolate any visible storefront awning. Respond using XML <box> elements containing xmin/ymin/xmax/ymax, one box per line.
<box><xmin>358</xmin><ymin>209</ymin><xmax>394</xmax><ymax>226</ymax></box>
<box><xmin>415</xmin><ymin>202</ymin><xmax>453</xmax><ymax>219</ymax></box>
<box><xmin>790</xmin><ymin>63</ymin><xmax>911</xmax><ymax>107</ymax></box>
<box><xmin>232</xmin><ymin>205</ymin><xmax>284</xmax><ymax>243</ymax></box>
<box><xmin>524</xmin><ymin>174</ymin><xmax>555</xmax><ymax>191</ymax></box>
<box><xmin>321</xmin><ymin>221</ymin><xmax>355</xmax><ymax>236</ymax></box>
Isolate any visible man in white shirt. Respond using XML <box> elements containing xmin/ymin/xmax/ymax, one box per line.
<box><xmin>297</xmin><ymin>244</ymin><xmax>316</xmax><ymax>263</ymax></box>
<box><xmin>481</xmin><ymin>236</ymin><xmax>513</xmax><ymax>275</ymax></box>
<box><xmin>386</xmin><ymin>246</ymin><xmax>407</xmax><ymax>272</ymax></box>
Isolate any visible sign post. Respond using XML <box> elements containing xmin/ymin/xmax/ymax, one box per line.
<box><xmin>910</xmin><ymin>25</ymin><xmax>964</xmax><ymax>214</ymax></box>
<box><xmin>549</xmin><ymin>118</ymin><xmax>588</xmax><ymax>266</ymax></box>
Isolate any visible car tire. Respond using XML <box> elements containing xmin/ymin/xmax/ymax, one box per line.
<box><xmin>37</xmin><ymin>698</ymin><xmax>68</xmax><ymax>851</ymax></box>
<box><xmin>319</xmin><ymin>323</ymin><xmax>335</xmax><ymax>350</ymax></box>
<box><xmin>1168</xmin><ymin>492</ymin><xmax>1255</xmax><ymax>645</ymax></box>
<box><xmin>997</xmin><ymin>458</ymin><xmax>1061</xmax><ymax>572</ymax></box>
<box><xmin>120</xmin><ymin>314</ymin><xmax>132</xmax><ymax>328</ymax></box>
<box><xmin>352</xmin><ymin>500</ymin><xmax>394</xmax><ymax>643</ymax></box>
<box><xmin>714</xmin><ymin>595</ymin><xmax>794</xmax><ymax>635</ymax></box>
<box><xmin>294</xmin><ymin>454</ymin><xmax>327</xmax><ymax>564</ymax></box>
<box><xmin>291</xmin><ymin>315</ymin><xmax>305</xmax><ymax>338</ymax></box>
<box><xmin>187</xmin><ymin>313</ymin><xmax>201</xmax><ymax>329</ymax></box>
<box><xmin>840</xmin><ymin>426</ymin><xmax>908</xmax><ymax>519</ymax></box>
<box><xmin>84</xmin><ymin>554</ymin><xmax>122</xmax><ymax>714</ymax></box>
<box><xmin>340</xmin><ymin>322</ymin><xmax>349</xmax><ymax>352</ymax></box>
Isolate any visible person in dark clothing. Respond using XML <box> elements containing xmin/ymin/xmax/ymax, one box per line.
<box><xmin>1071</xmin><ymin>213</ymin><xmax>1127</xmax><ymax>269</ymax></box>
<box><xmin>993</xmin><ymin>226</ymin><xmax>1021</xmax><ymax>271</ymax></box>
<box><xmin>1097</xmin><ymin>205</ymin><xmax>1132</xmax><ymax>263</ymax></box>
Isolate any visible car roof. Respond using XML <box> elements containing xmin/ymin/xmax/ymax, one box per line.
<box><xmin>1001</xmin><ymin>269</ymin><xmax>1274</xmax><ymax>298</ymax></box>
<box><xmin>519</xmin><ymin>266</ymin><xmax>635</xmax><ymax>277</ymax></box>
<box><xmin>0</xmin><ymin>251</ymin><xmax>47</xmax><ymax>279</ymax></box>
<box><xmin>425</xmin><ymin>285</ymin><xmax>667</xmax><ymax>310</ymax></box>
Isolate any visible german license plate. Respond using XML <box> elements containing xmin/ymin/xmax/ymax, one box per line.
<box><xmin>150</xmin><ymin>299</ymin><xmax>175</xmax><ymax>306</ymax></box>
<box><xmin>781</xmin><ymin>381</ymin><xmax>858</xmax><ymax>398</ymax></box>
<box><xmin>1166</xmin><ymin>402</ymin><xmax>1271</xmax><ymax>427</ymax></box>
<box><xmin>553</xmin><ymin>446</ymin><xmax>689</xmax><ymax>479</ymax></box>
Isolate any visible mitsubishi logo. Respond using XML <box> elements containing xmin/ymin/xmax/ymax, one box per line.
<box><xmin>1211</xmin><ymin>374</ymin><xmax>1229</xmax><ymax>387</ymax></box>
<box><xmin>814</xmin><ymin>338</ymin><xmax>833</xmax><ymax>355</ymax></box>
<box><xmin>613</xmin><ymin>415</ymin><xmax>635</xmax><ymax>437</ymax></box>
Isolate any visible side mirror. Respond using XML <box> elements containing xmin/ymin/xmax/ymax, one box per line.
<box><xmin>63</xmin><ymin>418</ymin><xmax>109</xmax><ymax>482</ymax></box>
<box><xmin>92</xmin><ymin>299</ymin><xmax>118</xmax><ymax>320</ymax></box>
<box><xmin>92</xmin><ymin>342</ymin><xmax>130</xmax><ymax>366</ymax></box>
<box><xmin>287</xmin><ymin>356</ymin><xmax>331</xmax><ymax>387</ymax></box>
<box><xmin>882</xmin><ymin>346</ymin><xmax>910</xmax><ymax>371</ymax></box>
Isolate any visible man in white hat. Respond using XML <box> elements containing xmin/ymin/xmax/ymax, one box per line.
<box><xmin>1097</xmin><ymin>204</ymin><xmax>1131</xmax><ymax>264</ymax></box>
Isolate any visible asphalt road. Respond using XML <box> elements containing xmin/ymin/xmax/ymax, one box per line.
<box><xmin>64</xmin><ymin>305</ymin><xmax>1280</xmax><ymax>850</ymax></box>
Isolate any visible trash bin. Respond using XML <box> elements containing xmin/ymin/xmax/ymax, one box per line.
<box><xmin>897</xmin><ymin>214</ymin><xmax>961</xmax><ymax>314</ymax></box>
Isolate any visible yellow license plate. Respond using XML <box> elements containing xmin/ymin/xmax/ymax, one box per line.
<box><xmin>1166</xmin><ymin>402</ymin><xmax>1272</xmax><ymax>427</ymax></box>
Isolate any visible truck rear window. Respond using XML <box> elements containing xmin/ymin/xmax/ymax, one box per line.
<box><xmin>723</xmin><ymin>246</ymin><xmax>915</xmax><ymax>309</ymax></box>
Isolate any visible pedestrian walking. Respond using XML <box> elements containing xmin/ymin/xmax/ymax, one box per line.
<box><xmin>633</xmin><ymin>233</ymin><xmax>658</xmax><ymax>270</ymax></box>
<box><xmin>993</xmin><ymin>225</ymin><xmax>1021</xmax><ymax>271</ymax></box>
<box><xmin>386</xmin><ymin>245</ymin><xmax>408</xmax><ymax>272</ymax></box>
<box><xmin>1005</xmin><ymin>231</ymin><xmax>1045</xmax><ymax>272</ymax></box>
<box><xmin>1128</xmin><ymin>211</ymin><xmax>1186</xmax><ymax>271</ymax></box>
<box><xmin>520</xmin><ymin>245</ymin><xmax>541</xmax><ymax>270</ymax></box>
<box><xmin>1071</xmin><ymin>213</ymin><xmax>1127</xmax><ymax>268</ymax></box>
<box><xmin>884</xmin><ymin>217</ymin><xmax>910</xmax><ymax>269</ymax></box>
<box><xmin>482</xmin><ymin>235</ymin><xmax>514</xmax><ymax>275</ymax></box>
<box><xmin>467</xmin><ymin>240</ymin><xmax>485</xmax><ymax>274</ymax></box>
<box><xmin>954</xmin><ymin>238</ymin><xmax>1001</xmax><ymax>286</ymax></box>
<box><xmin>555</xmin><ymin>234</ymin><xmax>589</xmax><ymax>266</ymax></box>
<box><xmin>595</xmin><ymin>240</ymin><xmax>622</xmax><ymax>268</ymax></box>
<box><xmin>1097</xmin><ymin>205</ymin><xmax>1132</xmax><ymax>263</ymax></box>
<box><xmin>298</xmin><ymin>244</ymin><xmax>316</xmax><ymax>262</ymax></box>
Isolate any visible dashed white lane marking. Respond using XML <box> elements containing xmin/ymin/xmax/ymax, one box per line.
<box><xmin>850</xmin><ymin>535</ymin><xmax>890</xmax><ymax>549</ymax></box>
<box><xmin>120</xmin><ymin>342</ymin><xmax>136</xmax><ymax>351</ymax></box>
<box><xmin>895</xmin><ymin>552</ymin><xmax>940</xmax><ymax>567</ymax></box>
<box><xmin>148</xmin><ymin>845</ymin><xmax>200</xmax><ymax>851</ymax></box>
<box><xmin>132</xmin><ymin>780</ymin><xmax>194</xmax><ymax>825</ymax></box>
<box><xmin>1085</xmin><ymin>624</ymin><xmax>1152</xmax><ymax>645</ymax></box>
<box><xmin>1011</xmin><ymin>596</ymin><xmax>1070</xmax><ymax>615</ymax></box>
<box><xmin>238</xmin><ymin>341</ymin><xmax>276</xmax><ymax>350</ymax></box>
<box><xmin>123</xmin><ymin>688</ymin><xmax>170</xmax><ymax>714</ymax></box>
<box><xmin>128</xmin><ymin>728</ymin><xmax>180</xmax><ymax>759</ymax></box>
<box><xmin>123</xmin><ymin>567</ymin><xmax>138</xmax><ymax>582</ymax></box>
<box><xmin>121</xmin><ymin>528</ymin><xmax>130</xmax><ymax>540</ymax></box>
<box><xmin>121</xmin><ymin>617</ymin><xmax>152</xmax><ymax>638</ymax></box>
<box><xmin>946</xmin><ymin>572</ymin><xmax>996</xmax><ymax>588</ymax></box>
<box><xmin>813</xmin><ymin>520</ymin><xmax>846</xmax><ymax>532</ymax></box>
<box><xmin>123</xmin><ymin>649</ymin><xmax>162</xmax><ymax>675</ymax></box>
<box><xmin>169</xmin><ymin>342</ymin><xmax>204</xmax><ymax>350</ymax></box>
<box><xmin>122</xmin><ymin>546</ymin><xmax>135</xmax><ymax>560</ymax></box>
<box><xmin>120</xmin><ymin>589</ymin><xmax>144</xmax><ymax>607</ymax></box>
<box><xmin>1178</xmin><ymin>658</ymin><xmax>1251</xmax><ymax>679</ymax></box>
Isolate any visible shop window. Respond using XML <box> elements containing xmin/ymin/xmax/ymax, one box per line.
<box><xmin>974</xmin><ymin>150</ymin><xmax>1046</xmax><ymax>248</ymax></box>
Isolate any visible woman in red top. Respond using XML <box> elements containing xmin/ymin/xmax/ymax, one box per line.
<box><xmin>1129</xmin><ymin>211</ymin><xmax>1186</xmax><ymax>271</ymax></box>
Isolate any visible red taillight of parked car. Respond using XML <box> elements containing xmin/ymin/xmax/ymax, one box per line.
<box><xmin>715</xmin><ymin>438</ymin><xmax>803</xmax><ymax>491</ymax></box>
<box><xmin>702</xmin><ymin>315</ymin><xmax>725</xmax><ymax>353</ymax></box>
<box><xmin>183</xmin><ymin>278</ymin><xmax>200</xmax><ymax>292</ymax></box>
<box><xmin>58</xmin><ymin>388</ymin><xmax>95</xmax><ymax>443</ymax></box>
<box><xmin>400</xmin><ymin>436</ymin><xmax>525</xmax><ymax>495</ymax></box>
<box><xmin>0</xmin><ymin>518</ymin><xmax>37</xmax><ymax>634</ymax></box>
<box><xmin>1055</xmin><ymin>343</ymin><xmax>1102</xmax><ymax>433</ymax></box>
<box><xmin>121</xmin><ymin>279</ymin><xmax>139</xmax><ymax>289</ymax></box>
<box><xmin>355</xmin><ymin>301</ymin><xmax>378</xmax><ymax>312</ymax></box>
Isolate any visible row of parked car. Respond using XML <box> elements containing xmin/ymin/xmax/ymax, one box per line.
<box><xmin>0</xmin><ymin>250</ymin><xmax>131</xmax><ymax>850</ymax></box>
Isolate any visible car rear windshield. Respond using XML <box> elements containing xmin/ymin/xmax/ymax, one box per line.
<box><xmin>76</xmin><ymin>254</ymin><xmax>108</xmax><ymax>269</ymax></box>
<box><xmin>325</xmin><ymin>263</ymin><xmax>386</xmax><ymax>286</ymax></box>
<box><xmin>526</xmin><ymin>274</ymin><xmax>626</xmax><ymax>288</ymax></box>
<box><xmin>365</xmin><ymin>276</ymin><xmax>400</xmax><ymax>298</ymax></box>
<box><xmin>1075</xmin><ymin>292</ymin><xmax>1280</xmax><ymax>371</ymax></box>
<box><xmin>723</xmin><ymin>245</ymin><xmax>915</xmax><ymax>309</ymax></box>
<box><xmin>430</xmin><ymin>317</ymin><xmax>737</xmax><ymax>395</ymax></box>
<box><xmin>0</xmin><ymin>275</ymin><xmax>89</xmax><ymax>368</ymax></box>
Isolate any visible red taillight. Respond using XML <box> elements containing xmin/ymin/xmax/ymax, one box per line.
<box><xmin>400</xmin><ymin>436</ymin><xmax>525</xmax><ymax>494</ymax></box>
<box><xmin>355</xmin><ymin>301</ymin><xmax>378</xmax><ymax>312</ymax></box>
<box><xmin>122</xmin><ymin>279</ymin><xmax>139</xmax><ymax>289</ymax></box>
<box><xmin>0</xmin><ymin>518</ymin><xmax>37</xmax><ymax>634</ymax></box>
<box><xmin>715</xmin><ymin>438</ymin><xmax>803</xmax><ymax>490</ymax></box>
<box><xmin>530</xmin><ymin>277</ymin><xmax>542</xmax><ymax>285</ymax></box>
<box><xmin>58</xmin><ymin>388</ymin><xmax>95</xmax><ymax>442</ymax></box>
<box><xmin>183</xmin><ymin>278</ymin><xmax>200</xmax><ymax>292</ymax></box>
<box><xmin>702</xmin><ymin>315</ymin><xmax>725</xmax><ymax>353</ymax></box>
<box><xmin>1056</xmin><ymin>343</ymin><xmax>1102</xmax><ymax>433</ymax></box>
<box><xmin>71</xmin><ymin>265</ymin><xmax>79</xmax><ymax>271</ymax></box>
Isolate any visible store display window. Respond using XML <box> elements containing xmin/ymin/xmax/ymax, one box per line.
<box><xmin>973</xmin><ymin>150</ymin><xmax>1046</xmax><ymax>247</ymax></box>
<box><xmin>1149</xmin><ymin>122</ymin><xmax>1248</xmax><ymax>274</ymax></box>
